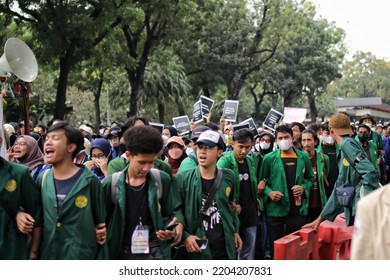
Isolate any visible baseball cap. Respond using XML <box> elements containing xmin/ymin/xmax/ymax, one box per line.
<box><xmin>4</xmin><ymin>123</ymin><xmax>15</xmax><ymax>134</ymax></box>
<box><xmin>195</xmin><ymin>130</ymin><xmax>226</xmax><ymax>150</ymax></box>
<box><xmin>328</xmin><ymin>113</ymin><xmax>353</xmax><ymax>136</ymax></box>
<box><xmin>166</xmin><ymin>136</ymin><xmax>185</xmax><ymax>148</ymax></box>
<box><xmin>79</xmin><ymin>124</ymin><xmax>93</xmax><ymax>135</ymax></box>
<box><xmin>107</xmin><ymin>127</ymin><xmax>122</xmax><ymax>138</ymax></box>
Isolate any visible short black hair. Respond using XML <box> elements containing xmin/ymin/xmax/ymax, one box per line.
<box><xmin>358</xmin><ymin>124</ymin><xmax>371</xmax><ymax>133</ymax></box>
<box><xmin>204</xmin><ymin>122</ymin><xmax>219</xmax><ymax>132</ymax></box>
<box><xmin>233</xmin><ymin>128</ymin><xmax>254</xmax><ymax>143</ymax></box>
<box><xmin>122</xmin><ymin>115</ymin><xmax>149</xmax><ymax>133</ymax></box>
<box><xmin>124</xmin><ymin>125</ymin><xmax>163</xmax><ymax>155</ymax></box>
<box><xmin>308</xmin><ymin>123</ymin><xmax>322</xmax><ymax>134</ymax></box>
<box><xmin>299</xmin><ymin>129</ymin><xmax>319</xmax><ymax>148</ymax></box>
<box><xmin>47</xmin><ymin>121</ymin><xmax>84</xmax><ymax>159</ymax></box>
<box><xmin>275</xmin><ymin>125</ymin><xmax>293</xmax><ymax>138</ymax></box>
<box><xmin>289</xmin><ymin>122</ymin><xmax>305</xmax><ymax>132</ymax></box>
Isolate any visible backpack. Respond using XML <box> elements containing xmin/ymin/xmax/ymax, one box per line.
<box><xmin>111</xmin><ymin>168</ymin><xmax>163</xmax><ymax>204</ymax></box>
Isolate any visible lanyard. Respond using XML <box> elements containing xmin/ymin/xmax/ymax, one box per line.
<box><xmin>126</xmin><ymin>172</ymin><xmax>147</xmax><ymax>226</ymax></box>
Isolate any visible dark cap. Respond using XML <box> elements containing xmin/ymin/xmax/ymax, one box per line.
<box><xmin>329</xmin><ymin>113</ymin><xmax>353</xmax><ymax>136</ymax></box>
<box><xmin>195</xmin><ymin>130</ymin><xmax>226</xmax><ymax>150</ymax></box>
<box><xmin>108</xmin><ymin>127</ymin><xmax>122</xmax><ymax>138</ymax></box>
<box><xmin>359</xmin><ymin>114</ymin><xmax>376</xmax><ymax>125</ymax></box>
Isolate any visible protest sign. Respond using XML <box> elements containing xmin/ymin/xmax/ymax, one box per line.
<box><xmin>172</xmin><ymin>116</ymin><xmax>191</xmax><ymax>135</ymax></box>
<box><xmin>263</xmin><ymin>108</ymin><xmax>284</xmax><ymax>131</ymax></box>
<box><xmin>222</xmin><ymin>100</ymin><xmax>239</xmax><ymax>122</ymax></box>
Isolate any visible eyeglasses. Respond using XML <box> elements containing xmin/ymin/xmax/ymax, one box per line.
<box><xmin>14</xmin><ymin>142</ymin><xmax>27</xmax><ymax>147</ymax></box>
<box><xmin>91</xmin><ymin>155</ymin><xmax>106</xmax><ymax>160</ymax></box>
<box><xmin>259</xmin><ymin>138</ymin><xmax>271</xmax><ymax>144</ymax></box>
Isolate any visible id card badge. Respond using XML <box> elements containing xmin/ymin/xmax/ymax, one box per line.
<box><xmin>131</xmin><ymin>225</ymin><xmax>149</xmax><ymax>254</ymax></box>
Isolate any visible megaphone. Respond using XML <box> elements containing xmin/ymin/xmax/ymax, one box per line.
<box><xmin>0</xmin><ymin>37</ymin><xmax>38</xmax><ymax>82</ymax></box>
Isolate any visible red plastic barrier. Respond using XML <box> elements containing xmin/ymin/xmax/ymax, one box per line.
<box><xmin>274</xmin><ymin>214</ymin><xmax>353</xmax><ymax>260</ymax></box>
<box><xmin>315</xmin><ymin>214</ymin><xmax>353</xmax><ymax>260</ymax></box>
<box><xmin>274</xmin><ymin>228</ymin><xmax>317</xmax><ymax>260</ymax></box>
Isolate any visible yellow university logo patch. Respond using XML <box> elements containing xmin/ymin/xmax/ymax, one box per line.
<box><xmin>5</xmin><ymin>179</ymin><xmax>17</xmax><ymax>192</ymax></box>
<box><xmin>75</xmin><ymin>195</ymin><xmax>88</xmax><ymax>208</ymax></box>
<box><xmin>226</xmin><ymin>187</ymin><xmax>231</xmax><ymax>198</ymax></box>
<box><xmin>342</xmin><ymin>158</ymin><xmax>350</xmax><ymax>167</ymax></box>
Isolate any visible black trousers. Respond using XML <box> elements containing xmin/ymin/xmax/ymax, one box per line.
<box><xmin>266</xmin><ymin>215</ymin><xmax>310</xmax><ymax>259</ymax></box>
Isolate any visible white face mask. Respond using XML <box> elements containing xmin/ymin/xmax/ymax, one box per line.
<box><xmin>260</xmin><ymin>142</ymin><xmax>271</xmax><ymax>150</ymax></box>
<box><xmin>318</xmin><ymin>135</ymin><xmax>324</xmax><ymax>142</ymax></box>
<box><xmin>278</xmin><ymin>139</ymin><xmax>292</xmax><ymax>151</ymax></box>
<box><xmin>323</xmin><ymin>136</ymin><xmax>334</xmax><ymax>145</ymax></box>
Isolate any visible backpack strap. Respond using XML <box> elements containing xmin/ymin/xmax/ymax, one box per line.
<box><xmin>111</xmin><ymin>172</ymin><xmax>121</xmax><ymax>204</ymax></box>
<box><xmin>150</xmin><ymin>168</ymin><xmax>163</xmax><ymax>200</ymax></box>
<box><xmin>187</xmin><ymin>154</ymin><xmax>198</xmax><ymax>165</ymax></box>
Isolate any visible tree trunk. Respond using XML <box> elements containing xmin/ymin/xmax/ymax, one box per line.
<box><xmin>94</xmin><ymin>71</ymin><xmax>104</xmax><ymax>132</ymax></box>
<box><xmin>227</xmin><ymin>75</ymin><xmax>245</xmax><ymax>100</ymax></box>
<box><xmin>307</xmin><ymin>91</ymin><xmax>318</xmax><ymax>123</ymax></box>
<box><xmin>158</xmin><ymin>101</ymin><xmax>165</xmax><ymax>123</ymax></box>
<box><xmin>54</xmin><ymin>46</ymin><xmax>75</xmax><ymax>120</ymax></box>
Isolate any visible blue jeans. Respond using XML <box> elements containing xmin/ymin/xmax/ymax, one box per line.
<box><xmin>238</xmin><ymin>226</ymin><xmax>257</xmax><ymax>260</ymax></box>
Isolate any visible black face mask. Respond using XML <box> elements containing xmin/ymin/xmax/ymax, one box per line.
<box><xmin>119</xmin><ymin>143</ymin><xmax>127</xmax><ymax>154</ymax></box>
<box><xmin>358</xmin><ymin>134</ymin><xmax>369</xmax><ymax>143</ymax></box>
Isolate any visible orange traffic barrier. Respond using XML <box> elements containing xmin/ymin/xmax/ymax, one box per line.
<box><xmin>274</xmin><ymin>214</ymin><xmax>353</xmax><ymax>260</ymax></box>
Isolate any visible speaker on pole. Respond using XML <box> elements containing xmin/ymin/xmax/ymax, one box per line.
<box><xmin>0</xmin><ymin>37</ymin><xmax>38</xmax><ymax>82</ymax></box>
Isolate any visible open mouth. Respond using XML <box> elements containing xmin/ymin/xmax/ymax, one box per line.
<box><xmin>45</xmin><ymin>148</ymin><xmax>54</xmax><ymax>158</ymax></box>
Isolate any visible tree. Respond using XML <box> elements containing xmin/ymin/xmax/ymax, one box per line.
<box><xmin>143</xmin><ymin>47</ymin><xmax>191</xmax><ymax>123</ymax></box>
<box><xmin>0</xmin><ymin>1</ymin><xmax>122</xmax><ymax>120</ymax></box>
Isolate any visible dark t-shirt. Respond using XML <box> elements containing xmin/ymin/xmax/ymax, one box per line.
<box><xmin>237</xmin><ymin>161</ymin><xmax>258</xmax><ymax>227</ymax></box>
<box><xmin>281</xmin><ymin>156</ymin><xmax>299</xmax><ymax>216</ymax></box>
<box><xmin>321</xmin><ymin>144</ymin><xmax>338</xmax><ymax>198</ymax></box>
<box><xmin>55</xmin><ymin>168</ymin><xmax>84</xmax><ymax>215</ymax></box>
<box><xmin>309</xmin><ymin>155</ymin><xmax>321</xmax><ymax>209</ymax></box>
<box><xmin>122</xmin><ymin>179</ymin><xmax>156</xmax><ymax>249</ymax></box>
<box><xmin>201</xmin><ymin>177</ymin><xmax>228</xmax><ymax>260</ymax></box>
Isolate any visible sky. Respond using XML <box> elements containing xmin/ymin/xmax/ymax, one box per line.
<box><xmin>310</xmin><ymin>0</ymin><xmax>390</xmax><ymax>60</ymax></box>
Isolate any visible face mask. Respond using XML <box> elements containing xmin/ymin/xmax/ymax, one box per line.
<box><xmin>318</xmin><ymin>135</ymin><xmax>324</xmax><ymax>142</ymax></box>
<box><xmin>99</xmin><ymin>128</ymin><xmax>105</xmax><ymax>135</ymax></box>
<box><xmin>323</xmin><ymin>136</ymin><xmax>334</xmax><ymax>145</ymax></box>
<box><xmin>260</xmin><ymin>142</ymin><xmax>271</xmax><ymax>150</ymax></box>
<box><xmin>119</xmin><ymin>143</ymin><xmax>127</xmax><ymax>154</ymax></box>
<box><xmin>358</xmin><ymin>134</ymin><xmax>369</xmax><ymax>143</ymax></box>
<box><xmin>168</xmin><ymin>148</ymin><xmax>183</xmax><ymax>160</ymax></box>
<box><xmin>278</xmin><ymin>139</ymin><xmax>292</xmax><ymax>151</ymax></box>
<box><xmin>254</xmin><ymin>143</ymin><xmax>261</xmax><ymax>152</ymax></box>
<box><xmin>186</xmin><ymin>147</ymin><xmax>193</xmax><ymax>155</ymax></box>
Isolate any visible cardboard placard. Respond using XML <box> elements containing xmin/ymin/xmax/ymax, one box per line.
<box><xmin>200</xmin><ymin>95</ymin><xmax>214</xmax><ymax>119</ymax></box>
<box><xmin>232</xmin><ymin>122</ymin><xmax>250</xmax><ymax>133</ymax></box>
<box><xmin>241</xmin><ymin>117</ymin><xmax>258</xmax><ymax>136</ymax></box>
<box><xmin>263</xmin><ymin>108</ymin><xmax>284</xmax><ymax>131</ymax></box>
<box><xmin>283</xmin><ymin>107</ymin><xmax>307</xmax><ymax>124</ymax></box>
<box><xmin>192</xmin><ymin>100</ymin><xmax>203</xmax><ymax>124</ymax></box>
<box><xmin>149</xmin><ymin>122</ymin><xmax>165</xmax><ymax>134</ymax></box>
<box><xmin>172</xmin><ymin>116</ymin><xmax>191</xmax><ymax>135</ymax></box>
<box><xmin>223</xmin><ymin>100</ymin><xmax>239</xmax><ymax>122</ymax></box>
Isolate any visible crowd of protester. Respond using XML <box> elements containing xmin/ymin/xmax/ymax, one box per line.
<box><xmin>0</xmin><ymin>112</ymin><xmax>389</xmax><ymax>260</ymax></box>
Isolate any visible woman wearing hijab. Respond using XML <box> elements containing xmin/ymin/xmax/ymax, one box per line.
<box><xmin>84</xmin><ymin>138</ymin><xmax>112</xmax><ymax>181</ymax></box>
<box><xmin>9</xmin><ymin>135</ymin><xmax>45</xmax><ymax>181</ymax></box>
<box><xmin>165</xmin><ymin>136</ymin><xmax>187</xmax><ymax>176</ymax></box>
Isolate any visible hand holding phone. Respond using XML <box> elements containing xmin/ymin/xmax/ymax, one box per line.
<box><xmin>196</xmin><ymin>239</ymin><xmax>208</xmax><ymax>250</ymax></box>
<box><xmin>165</xmin><ymin>223</ymin><xmax>178</xmax><ymax>231</ymax></box>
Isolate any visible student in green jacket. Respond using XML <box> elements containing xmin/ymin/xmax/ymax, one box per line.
<box><xmin>217</xmin><ymin>128</ymin><xmax>260</xmax><ymax>260</ymax></box>
<box><xmin>316</xmin><ymin>123</ymin><xmax>340</xmax><ymax>199</ymax></box>
<box><xmin>38</xmin><ymin>121</ymin><xmax>107</xmax><ymax>260</ymax></box>
<box><xmin>0</xmin><ymin>133</ymin><xmax>42</xmax><ymax>260</ymax></box>
<box><xmin>103</xmin><ymin>125</ymin><xmax>178</xmax><ymax>260</ymax></box>
<box><xmin>259</xmin><ymin>125</ymin><xmax>314</xmax><ymax>258</ymax></box>
<box><xmin>304</xmin><ymin>113</ymin><xmax>380</xmax><ymax>230</ymax></box>
<box><xmin>356</xmin><ymin>124</ymin><xmax>381</xmax><ymax>175</ymax></box>
<box><xmin>300</xmin><ymin>129</ymin><xmax>330</xmax><ymax>222</ymax></box>
<box><xmin>108</xmin><ymin>116</ymin><xmax>172</xmax><ymax>177</ymax></box>
<box><xmin>173</xmin><ymin>130</ymin><xmax>243</xmax><ymax>260</ymax></box>
<box><xmin>358</xmin><ymin>114</ymin><xmax>384</xmax><ymax>155</ymax></box>
<box><xmin>177</xmin><ymin>125</ymin><xmax>211</xmax><ymax>174</ymax></box>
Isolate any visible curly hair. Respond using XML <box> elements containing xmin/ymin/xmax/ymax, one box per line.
<box><xmin>123</xmin><ymin>125</ymin><xmax>163</xmax><ymax>155</ymax></box>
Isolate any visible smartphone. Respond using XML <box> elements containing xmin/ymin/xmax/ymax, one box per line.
<box><xmin>164</xmin><ymin>223</ymin><xmax>178</xmax><ymax>231</ymax></box>
<box><xmin>196</xmin><ymin>239</ymin><xmax>208</xmax><ymax>250</ymax></box>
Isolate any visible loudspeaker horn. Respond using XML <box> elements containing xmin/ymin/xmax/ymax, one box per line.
<box><xmin>0</xmin><ymin>37</ymin><xmax>38</xmax><ymax>82</ymax></box>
